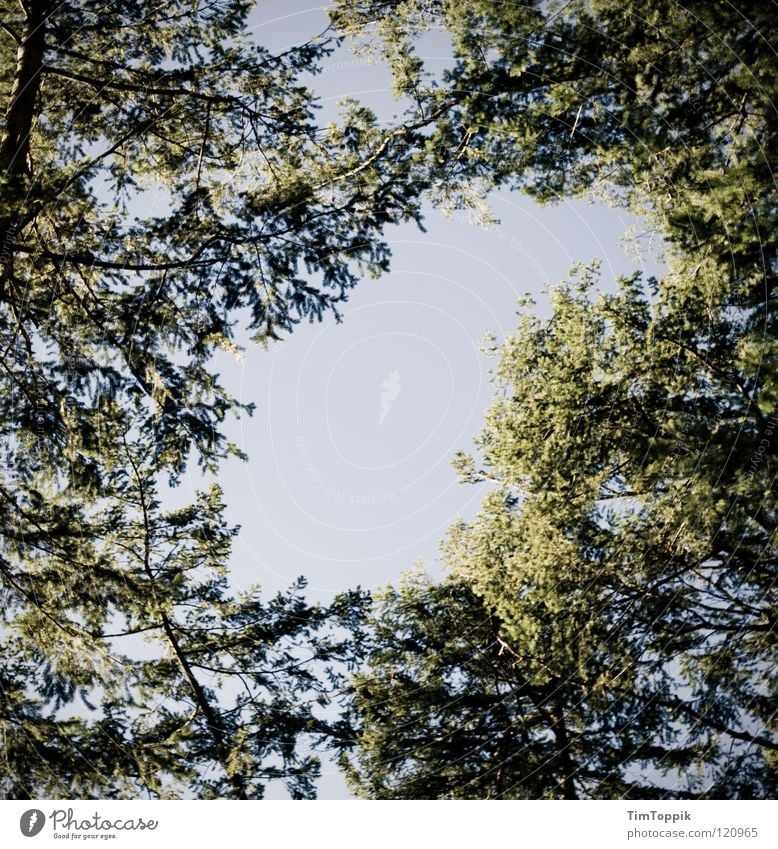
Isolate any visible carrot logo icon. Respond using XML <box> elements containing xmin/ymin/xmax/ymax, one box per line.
<box><xmin>20</xmin><ymin>810</ymin><xmax>45</xmax><ymax>837</ymax></box>
<box><xmin>379</xmin><ymin>369</ymin><xmax>402</xmax><ymax>426</ymax></box>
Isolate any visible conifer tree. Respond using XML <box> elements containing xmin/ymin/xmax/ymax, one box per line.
<box><xmin>341</xmin><ymin>266</ymin><xmax>777</xmax><ymax>798</ymax></box>
<box><xmin>334</xmin><ymin>0</ymin><xmax>777</xmax><ymax>799</ymax></box>
<box><xmin>0</xmin><ymin>0</ymin><xmax>415</xmax><ymax>798</ymax></box>
<box><xmin>2</xmin><ymin>417</ymin><xmax>369</xmax><ymax>798</ymax></box>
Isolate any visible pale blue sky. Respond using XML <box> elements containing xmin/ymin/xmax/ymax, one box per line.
<box><xmin>171</xmin><ymin>1</ymin><xmax>667</xmax><ymax>798</ymax></box>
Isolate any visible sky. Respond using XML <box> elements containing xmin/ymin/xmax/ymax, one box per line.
<box><xmin>171</xmin><ymin>1</ymin><xmax>667</xmax><ymax>798</ymax></box>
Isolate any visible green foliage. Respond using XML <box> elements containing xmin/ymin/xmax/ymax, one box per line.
<box><xmin>1</xmin><ymin>0</ymin><xmax>436</xmax><ymax>487</ymax></box>
<box><xmin>334</xmin><ymin>0</ymin><xmax>777</xmax><ymax>306</ymax></box>
<box><xmin>334</xmin><ymin>0</ymin><xmax>777</xmax><ymax>800</ymax></box>
<box><xmin>0</xmin><ymin>0</ymin><xmax>409</xmax><ymax>798</ymax></box>
<box><xmin>342</xmin><ymin>266</ymin><xmax>777</xmax><ymax>798</ymax></box>
<box><xmin>3</xmin><ymin>0</ymin><xmax>777</xmax><ymax>800</ymax></box>
<box><xmin>1</xmin><ymin>424</ymin><xmax>369</xmax><ymax>798</ymax></box>
<box><xmin>340</xmin><ymin>573</ymin><xmax>685</xmax><ymax>799</ymax></box>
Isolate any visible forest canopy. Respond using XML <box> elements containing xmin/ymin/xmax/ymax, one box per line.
<box><xmin>0</xmin><ymin>0</ymin><xmax>775</xmax><ymax>798</ymax></box>
<box><xmin>333</xmin><ymin>0</ymin><xmax>777</xmax><ymax>799</ymax></box>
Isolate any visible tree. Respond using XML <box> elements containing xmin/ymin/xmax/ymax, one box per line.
<box><xmin>2</xmin><ymin>418</ymin><xmax>369</xmax><ymax>798</ymax></box>
<box><xmin>1</xmin><ymin>0</ymin><xmax>438</xmax><ymax>484</ymax></box>
<box><xmin>333</xmin><ymin>0</ymin><xmax>777</xmax><ymax>315</ymax></box>
<box><xmin>332</xmin><ymin>0</ymin><xmax>776</xmax><ymax>798</ymax></box>
<box><xmin>340</xmin><ymin>264</ymin><xmax>777</xmax><ymax>798</ymax></box>
<box><xmin>0</xmin><ymin>0</ymin><xmax>427</xmax><ymax>798</ymax></box>
<box><xmin>4</xmin><ymin>0</ymin><xmax>776</xmax><ymax>799</ymax></box>
<box><xmin>340</xmin><ymin>572</ymin><xmax>690</xmax><ymax>799</ymax></box>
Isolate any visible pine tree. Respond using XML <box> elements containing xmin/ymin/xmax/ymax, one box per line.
<box><xmin>340</xmin><ymin>573</ymin><xmax>682</xmax><ymax>799</ymax></box>
<box><xmin>0</xmin><ymin>0</ymin><xmax>420</xmax><ymax>798</ymax></box>
<box><xmin>1</xmin><ymin>0</ymin><xmax>438</xmax><ymax>488</ymax></box>
<box><xmin>332</xmin><ymin>0</ymin><xmax>777</xmax><ymax>306</ymax></box>
<box><xmin>341</xmin><ymin>265</ymin><xmax>777</xmax><ymax>798</ymax></box>
<box><xmin>2</xmin><ymin>418</ymin><xmax>369</xmax><ymax>798</ymax></box>
<box><xmin>334</xmin><ymin>0</ymin><xmax>777</xmax><ymax>799</ymax></box>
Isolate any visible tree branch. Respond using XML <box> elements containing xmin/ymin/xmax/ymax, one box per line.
<box><xmin>0</xmin><ymin>19</ymin><xmax>22</xmax><ymax>43</ymax></box>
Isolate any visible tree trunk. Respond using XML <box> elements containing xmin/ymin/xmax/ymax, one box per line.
<box><xmin>1</xmin><ymin>0</ymin><xmax>50</xmax><ymax>293</ymax></box>
<box><xmin>0</xmin><ymin>0</ymin><xmax>49</xmax><ymax>175</ymax></box>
